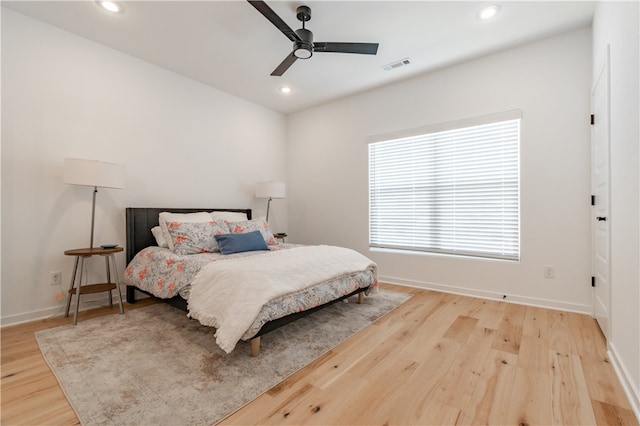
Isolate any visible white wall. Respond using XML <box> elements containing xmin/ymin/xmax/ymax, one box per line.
<box><xmin>592</xmin><ymin>0</ymin><xmax>640</xmax><ymax>417</ymax></box>
<box><xmin>288</xmin><ymin>28</ymin><xmax>593</xmax><ymax>313</ymax></box>
<box><xmin>1</xmin><ymin>9</ymin><xmax>287</xmax><ymax>325</ymax></box>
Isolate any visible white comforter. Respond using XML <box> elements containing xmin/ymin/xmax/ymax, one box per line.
<box><xmin>187</xmin><ymin>245</ymin><xmax>376</xmax><ymax>353</ymax></box>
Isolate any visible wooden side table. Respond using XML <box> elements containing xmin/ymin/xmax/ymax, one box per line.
<box><xmin>273</xmin><ymin>233</ymin><xmax>287</xmax><ymax>243</ymax></box>
<box><xmin>64</xmin><ymin>247</ymin><xmax>125</xmax><ymax>325</ymax></box>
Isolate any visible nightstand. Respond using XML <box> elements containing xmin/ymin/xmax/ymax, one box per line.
<box><xmin>273</xmin><ymin>233</ymin><xmax>287</xmax><ymax>243</ymax></box>
<box><xmin>64</xmin><ymin>247</ymin><xmax>125</xmax><ymax>325</ymax></box>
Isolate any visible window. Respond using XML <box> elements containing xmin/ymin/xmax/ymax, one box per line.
<box><xmin>368</xmin><ymin>114</ymin><xmax>520</xmax><ymax>261</ymax></box>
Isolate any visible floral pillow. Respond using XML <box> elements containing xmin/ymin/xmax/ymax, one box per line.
<box><xmin>228</xmin><ymin>218</ymin><xmax>276</xmax><ymax>245</ymax></box>
<box><xmin>166</xmin><ymin>221</ymin><xmax>229</xmax><ymax>255</ymax></box>
<box><xmin>159</xmin><ymin>212</ymin><xmax>213</xmax><ymax>251</ymax></box>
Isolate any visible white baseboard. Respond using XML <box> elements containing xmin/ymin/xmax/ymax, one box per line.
<box><xmin>608</xmin><ymin>342</ymin><xmax>640</xmax><ymax>422</ymax></box>
<box><xmin>1</xmin><ymin>293</ymin><xmax>120</xmax><ymax>328</ymax></box>
<box><xmin>1</xmin><ymin>305</ymin><xmax>68</xmax><ymax>327</ymax></box>
<box><xmin>379</xmin><ymin>275</ymin><xmax>592</xmax><ymax>314</ymax></box>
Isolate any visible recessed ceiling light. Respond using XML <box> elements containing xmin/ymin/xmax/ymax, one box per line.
<box><xmin>96</xmin><ymin>1</ymin><xmax>123</xmax><ymax>14</ymax></box>
<box><xmin>478</xmin><ymin>4</ymin><xmax>501</xmax><ymax>20</ymax></box>
<box><xmin>279</xmin><ymin>86</ymin><xmax>292</xmax><ymax>94</ymax></box>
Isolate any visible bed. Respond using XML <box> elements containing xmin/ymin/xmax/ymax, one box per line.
<box><xmin>124</xmin><ymin>207</ymin><xmax>378</xmax><ymax>356</ymax></box>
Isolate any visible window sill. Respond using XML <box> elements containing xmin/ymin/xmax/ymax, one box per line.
<box><xmin>368</xmin><ymin>246</ymin><xmax>520</xmax><ymax>264</ymax></box>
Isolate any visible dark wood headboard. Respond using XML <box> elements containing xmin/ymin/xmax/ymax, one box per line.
<box><xmin>125</xmin><ymin>208</ymin><xmax>252</xmax><ymax>264</ymax></box>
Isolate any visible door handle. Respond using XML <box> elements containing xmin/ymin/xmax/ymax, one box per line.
<box><xmin>596</xmin><ymin>216</ymin><xmax>607</xmax><ymax>221</ymax></box>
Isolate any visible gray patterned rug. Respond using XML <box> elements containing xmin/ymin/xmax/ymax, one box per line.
<box><xmin>36</xmin><ymin>289</ymin><xmax>411</xmax><ymax>425</ymax></box>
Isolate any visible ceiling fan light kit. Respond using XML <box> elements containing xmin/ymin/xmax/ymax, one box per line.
<box><xmin>247</xmin><ymin>0</ymin><xmax>379</xmax><ymax>76</ymax></box>
<box><xmin>293</xmin><ymin>29</ymin><xmax>313</xmax><ymax>59</ymax></box>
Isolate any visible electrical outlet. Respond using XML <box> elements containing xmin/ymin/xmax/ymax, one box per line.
<box><xmin>544</xmin><ymin>265</ymin><xmax>555</xmax><ymax>279</ymax></box>
<box><xmin>50</xmin><ymin>271</ymin><xmax>61</xmax><ymax>286</ymax></box>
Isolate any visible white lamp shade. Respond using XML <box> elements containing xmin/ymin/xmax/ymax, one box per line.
<box><xmin>64</xmin><ymin>158</ymin><xmax>126</xmax><ymax>189</ymax></box>
<box><xmin>255</xmin><ymin>181</ymin><xmax>286</xmax><ymax>199</ymax></box>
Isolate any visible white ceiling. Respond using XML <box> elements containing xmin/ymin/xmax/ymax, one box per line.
<box><xmin>3</xmin><ymin>0</ymin><xmax>596</xmax><ymax>114</ymax></box>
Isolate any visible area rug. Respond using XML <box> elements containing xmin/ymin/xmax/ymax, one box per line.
<box><xmin>36</xmin><ymin>289</ymin><xmax>411</xmax><ymax>425</ymax></box>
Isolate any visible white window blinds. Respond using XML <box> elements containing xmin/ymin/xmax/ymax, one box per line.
<box><xmin>369</xmin><ymin>117</ymin><xmax>520</xmax><ymax>261</ymax></box>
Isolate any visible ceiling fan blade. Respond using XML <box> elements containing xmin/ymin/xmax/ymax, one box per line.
<box><xmin>271</xmin><ymin>52</ymin><xmax>298</xmax><ymax>76</ymax></box>
<box><xmin>314</xmin><ymin>42</ymin><xmax>379</xmax><ymax>55</ymax></box>
<box><xmin>247</xmin><ymin>1</ymin><xmax>300</xmax><ymax>42</ymax></box>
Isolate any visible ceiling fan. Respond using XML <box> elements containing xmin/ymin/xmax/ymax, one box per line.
<box><xmin>247</xmin><ymin>0</ymin><xmax>380</xmax><ymax>76</ymax></box>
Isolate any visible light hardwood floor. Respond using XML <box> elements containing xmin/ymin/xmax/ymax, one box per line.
<box><xmin>2</xmin><ymin>284</ymin><xmax>637</xmax><ymax>425</ymax></box>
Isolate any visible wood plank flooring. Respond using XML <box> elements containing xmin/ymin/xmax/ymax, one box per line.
<box><xmin>2</xmin><ymin>284</ymin><xmax>637</xmax><ymax>425</ymax></box>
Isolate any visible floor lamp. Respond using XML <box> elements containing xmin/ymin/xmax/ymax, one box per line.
<box><xmin>255</xmin><ymin>181</ymin><xmax>286</xmax><ymax>222</ymax></box>
<box><xmin>64</xmin><ymin>158</ymin><xmax>126</xmax><ymax>249</ymax></box>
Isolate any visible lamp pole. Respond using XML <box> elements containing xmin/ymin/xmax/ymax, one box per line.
<box><xmin>266</xmin><ymin>197</ymin><xmax>273</xmax><ymax>222</ymax></box>
<box><xmin>89</xmin><ymin>186</ymin><xmax>98</xmax><ymax>249</ymax></box>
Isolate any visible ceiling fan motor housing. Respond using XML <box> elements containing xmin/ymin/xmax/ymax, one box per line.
<box><xmin>294</xmin><ymin>28</ymin><xmax>313</xmax><ymax>59</ymax></box>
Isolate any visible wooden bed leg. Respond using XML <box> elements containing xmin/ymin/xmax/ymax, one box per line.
<box><xmin>358</xmin><ymin>292</ymin><xmax>364</xmax><ymax>304</ymax></box>
<box><xmin>250</xmin><ymin>336</ymin><xmax>261</xmax><ymax>357</ymax></box>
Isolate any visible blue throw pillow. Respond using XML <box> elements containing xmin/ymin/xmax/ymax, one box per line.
<box><xmin>214</xmin><ymin>231</ymin><xmax>269</xmax><ymax>254</ymax></box>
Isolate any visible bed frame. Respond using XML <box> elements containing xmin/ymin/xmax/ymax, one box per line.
<box><xmin>125</xmin><ymin>207</ymin><xmax>368</xmax><ymax>356</ymax></box>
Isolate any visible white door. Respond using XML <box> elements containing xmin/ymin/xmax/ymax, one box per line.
<box><xmin>592</xmin><ymin>47</ymin><xmax>611</xmax><ymax>340</ymax></box>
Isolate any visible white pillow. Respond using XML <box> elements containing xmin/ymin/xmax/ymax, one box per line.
<box><xmin>151</xmin><ymin>226</ymin><xmax>169</xmax><ymax>248</ymax></box>
<box><xmin>228</xmin><ymin>217</ymin><xmax>277</xmax><ymax>245</ymax></box>
<box><xmin>158</xmin><ymin>212</ymin><xmax>213</xmax><ymax>251</ymax></box>
<box><xmin>210</xmin><ymin>211</ymin><xmax>248</xmax><ymax>222</ymax></box>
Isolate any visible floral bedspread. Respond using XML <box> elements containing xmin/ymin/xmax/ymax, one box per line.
<box><xmin>123</xmin><ymin>244</ymin><xmax>378</xmax><ymax>340</ymax></box>
<box><xmin>241</xmin><ymin>261</ymin><xmax>377</xmax><ymax>340</ymax></box>
<box><xmin>124</xmin><ymin>244</ymin><xmax>291</xmax><ymax>300</ymax></box>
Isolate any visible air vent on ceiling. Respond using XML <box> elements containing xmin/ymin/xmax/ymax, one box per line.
<box><xmin>382</xmin><ymin>58</ymin><xmax>411</xmax><ymax>71</ymax></box>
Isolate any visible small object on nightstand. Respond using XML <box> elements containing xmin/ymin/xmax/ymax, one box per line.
<box><xmin>273</xmin><ymin>233</ymin><xmax>287</xmax><ymax>243</ymax></box>
<box><xmin>64</xmin><ymin>246</ymin><xmax>125</xmax><ymax>325</ymax></box>
<box><xmin>100</xmin><ymin>244</ymin><xmax>118</xmax><ymax>249</ymax></box>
